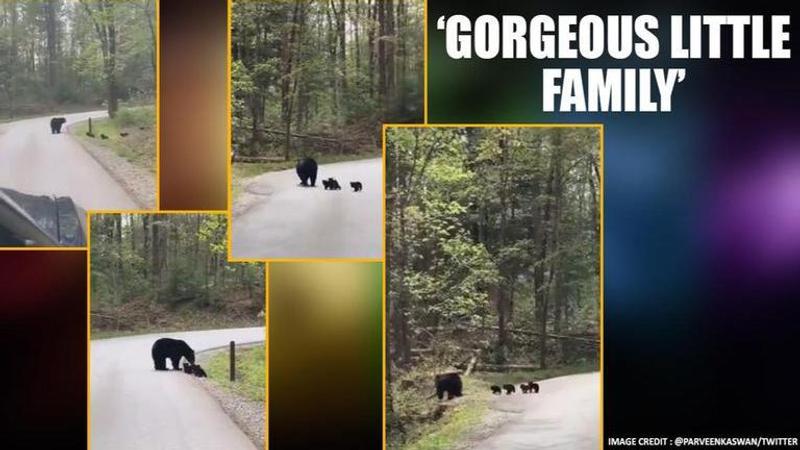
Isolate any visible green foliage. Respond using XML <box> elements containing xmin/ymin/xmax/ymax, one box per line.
<box><xmin>90</xmin><ymin>214</ymin><xmax>264</xmax><ymax>333</ymax></box>
<box><xmin>0</xmin><ymin>1</ymin><xmax>155</xmax><ymax>118</ymax></box>
<box><xmin>232</xmin><ymin>0</ymin><xmax>423</xmax><ymax>160</ymax></box>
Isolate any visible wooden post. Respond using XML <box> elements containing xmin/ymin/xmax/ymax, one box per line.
<box><xmin>88</xmin><ymin>117</ymin><xmax>92</xmax><ymax>134</ymax></box>
<box><xmin>230</xmin><ymin>341</ymin><xmax>236</xmax><ymax>381</ymax></box>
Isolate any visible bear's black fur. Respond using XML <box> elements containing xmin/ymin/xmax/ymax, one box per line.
<box><xmin>192</xmin><ymin>364</ymin><xmax>207</xmax><ymax>378</ymax></box>
<box><xmin>435</xmin><ymin>372</ymin><xmax>463</xmax><ymax>400</ymax></box>
<box><xmin>296</xmin><ymin>157</ymin><xmax>318</xmax><ymax>187</ymax></box>
<box><xmin>151</xmin><ymin>338</ymin><xmax>195</xmax><ymax>371</ymax></box>
<box><xmin>502</xmin><ymin>384</ymin><xmax>516</xmax><ymax>395</ymax></box>
<box><xmin>520</xmin><ymin>384</ymin><xmax>530</xmax><ymax>393</ymax></box>
<box><xmin>183</xmin><ymin>362</ymin><xmax>194</xmax><ymax>374</ymax></box>
<box><xmin>527</xmin><ymin>381</ymin><xmax>539</xmax><ymax>393</ymax></box>
<box><xmin>50</xmin><ymin>117</ymin><xmax>66</xmax><ymax>134</ymax></box>
<box><xmin>323</xmin><ymin>177</ymin><xmax>341</xmax><ymax>190</ymax></box>
<box><xmin>350</xmin><ymin>181</ymin><xmax>362</xmax><ymax>192</ymax></box>
<box><xmin>490</xmin><ymin>385</ymin><xmax>502</xmax><ymax>395</ymax></box>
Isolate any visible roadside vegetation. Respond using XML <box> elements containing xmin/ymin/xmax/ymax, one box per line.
<box><xmin>74</xmin><ymin>105</ymin><xmax>155</xmax><ymax>173</ymax></box>
<box><xmin>205</xmin><ymin>346</ymin><xmax>266</xmax><ymax>402</ymax></box>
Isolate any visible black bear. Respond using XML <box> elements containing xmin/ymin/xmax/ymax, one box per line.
<box><xmin>502</xmin><ymin>384</ymin><xmax>516</xmax><ymax>395</ymax></box>
<box><xmin>323</xmin><ymin>177</ymin><xmax>341</xmax><ymax>190</ymax></box>
<box><xmin>350</xmin><ymin>181</ymin><xmax>363</xmax><ymax>192</ymax></box>
<box><xmin>100</xmin><ymin>133</ymin><xmax>109</xmax><ymax>139</ymax></box>
<box><xmin>192</xmin><ymin>364</ymin><xmax>208</xmax><ymax>378</ymax></box>
<box><xmin>527</xmin><ymin>381</ymin><xmax>539</xmax><ymax>393</ymax></box>
<box><xmin>435</xmin><ymin>372</ymin><xmax>463</xmax><ymax>400</ymax></box>
<box><xmin>151</xmin><ymin>338</ymin><xmax>195</xmax><ymax>371</ymax></box>
<box><xmin>296</xmin><ymin>157</ymin><xmax>318</xmax><ymax>187</ymax></box>
<box><xmin>520</xmin><ymin>384</ymin><xmax>531</xmax><ymax>393</ymax></box>
<box><xmin>183</xmin><ymin>362</ymin><xmax>194</xmax><ymax>374</ymax></box>
<box><xmin>490</xmin><ymin>385</ymin><xmax>502</xmax><ymax>395</ymax></box>
<box><xmin>50</xmin><ymin>117</ymin><xmax>66</xmax><ymax>134</ymax></box>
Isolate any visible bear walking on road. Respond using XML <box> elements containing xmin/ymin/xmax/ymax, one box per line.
<box><xmin>50</xmin><ymin>117</ymin><xmax>66</xmax><ymax>134</ymax></box>
<box><xmin>350</xmin><ymin>181</ymin><xmax>362</xmax><ymax>192</ymax></box>
<box><xmin>502</xmin><ymin>384</ymin><xmax>516</xmax><ymax>395</ymax></box>
<box><xmin>490</xmin><ymin>385</ymin><xmax>502</xmax><ymax>395</ymax></box>
<box><xmin>296</xmin><ymin>157</ymin><xmax>318</xmax><ymax>187</ymax></box>
<box><xmin>151</xmin><ymin>338</ymin><xmax>195</xmax><ymax>371</ymax></box>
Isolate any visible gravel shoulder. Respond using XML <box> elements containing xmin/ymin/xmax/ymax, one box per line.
<box><xmin>195</xmin><ymin>344</ymin><xmax>265</xmax><ymax>449</ymax></box>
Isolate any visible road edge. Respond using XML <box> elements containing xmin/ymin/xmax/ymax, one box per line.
<box><xmin>195</xmin><ymin>341</ymin><xmax>265</xmax><ymax>450</ymax></box>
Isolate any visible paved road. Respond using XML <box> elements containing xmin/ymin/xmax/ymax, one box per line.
<box><xmin>0</xmin><ymin>111</ymin><xmax>137</xmax><ymax>210</ymax></box>
<box><xmin>468</xmin><ymin>372</ymin><xmax>600</xmax><ymax>450</ymax></box>
<box><xmin>232</xmin><ymin>158</ymin><xmax>382</xmax><ymax>259</ymax></box>
<box><xmin>90</xmin><ymin>328</ymin><xmax>265</xmax><ymax>450</ymax></box>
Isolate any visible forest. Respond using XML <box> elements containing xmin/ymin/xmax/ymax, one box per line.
<box><xmin>232</xmin><ymin>0</ymin><xmax>423</xmax><ymax>163</ymax></box>
<box><xmin>386</xmin><ymin>127</ymin><xmax>601</xmax><ymax>446</ymax></box>
<box><xmin>0</xmin><ymin>0</ymin><xmax>155</xmax><ymax>119</ymax></box>
<box><xmin>90</xmin><ymin>214</ymin><xmax>264</xmax><ymax>335</ymax></box>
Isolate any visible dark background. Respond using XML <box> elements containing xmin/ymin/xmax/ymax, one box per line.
<box><xmin>429</xmin><ymin>0</ymin><xmax>800</xmax><ymax>442</ymax></box>
<box><xmin>0</xmin><ymin>251</ymin><xmax>87</xmax><ymax>449</ymax></box>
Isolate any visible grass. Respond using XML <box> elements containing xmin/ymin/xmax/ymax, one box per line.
<box><xmin>232</xmin><ymin>149</ymin><xmax>381</xmax><ymax>202</ymax></box>
<box><xmin>398</xmin><ymin>377</ymin><xmax>493</xmax><ymax>450</ymax></box>
<box><xmin>205</xmin><ymin>345</ymin><xmax>265</xmax><ymax>402</ymax></box>
<box><xmin>74</xmin><ymin>105</ymin><xmax>155</xmax><ymax>173</ymax></box>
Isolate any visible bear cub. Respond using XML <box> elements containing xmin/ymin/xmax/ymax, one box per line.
<box><xmin>323</xmin><ymin>177</ymin><xmax>342</xmax><ymax>190</ymax></box>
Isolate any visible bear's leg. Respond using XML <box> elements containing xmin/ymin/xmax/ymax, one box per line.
<box><xmin>310</xmin><ymin>172</ymin><xmax>316</xmax><ymax>187</ymax></box>
<box><xmin>170</xmin><ymin>356</ymin><xmax>181</xmax><ymax>370</ymax></box>
<box><xmin>154</xmin><ymin>357</ymin><xmax>167</xmax><ymax>370</ymax></box>
<box><xmin>436</xmin><ymin>386</ymin><xmax>444</xmax><ymax>400</ymax></box>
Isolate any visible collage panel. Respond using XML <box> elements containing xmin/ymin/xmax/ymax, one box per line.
<box><xmin>385</xmin><ymin>125</ymin><xmax>602</xmax><ymax>450</ymax></box>
<box><xmin>88</xmin><ymin>212</ymin><xmax>265</xmax><ymax>450</ymax></box>
<box><xmin>268</xmin><ymin>261</ymin><xmax>383</xmax><ymax>449</ymax></box>
<box><xmin>0</xmin><ymin>1</ymin><xmax>157</xmax><ymax>247</ymax></box>
<box><xmin>228</xmin><ymin>0</ymin><xmax>424</xmax><ymax>260</ymax></box>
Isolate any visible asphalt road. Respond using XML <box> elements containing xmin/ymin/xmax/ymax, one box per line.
<box><xmin>468</xmin><ymin>372</ymin><xmax>601</xmax><ymax>450</ymax></box>
<box><xmin>232</xmin><ymin>158</ymin><xmax>382</xmax><ymax>259</ymax></box>
<box><xmin>90</xmin><ymin>327</ymin><xmax>265</xmax><ymax>450</ymax></box>
<box><xmin>0</xmin><ymin>111</ymin><xmax>137</xmax><ymax>210</ymax></box>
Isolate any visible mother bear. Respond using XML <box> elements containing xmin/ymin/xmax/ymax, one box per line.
<box><xmin>151</xmin><ymin>337</ymin><xmax>195</xmax><ymax>371</ymax></box>
<box><xmin>296</xmin><ymin>157</ymin><xmax>318</xmax><ymax>187</ymax></box>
